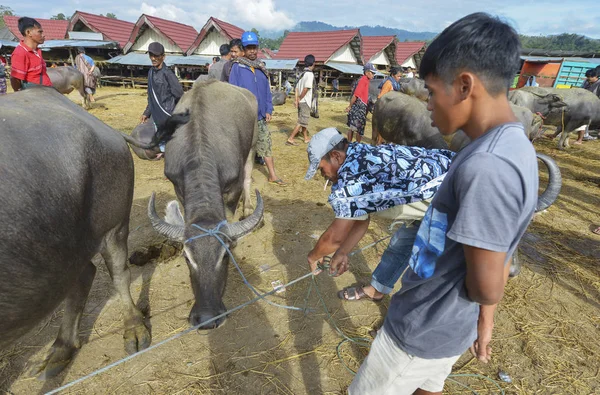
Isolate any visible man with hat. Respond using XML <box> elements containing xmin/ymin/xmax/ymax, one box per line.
<box><xmin>229</xmin><ymin>31</ymin><xmax>286</xmax><ymax>186</ymax></box>
<box><xmin>346</xmin><ymin>63</ymin><xmax>377</xmax><ymax>143</ymax></box>
<box><xmin>75</xmin><ymin>46</ymin><xmax>97</xmax><ymax>103</ymax></box>
<box><xmin>305</xmin><ymin>128</ymin><xmax>454</xmax><ymax>302</ymax></box>
<box><xmin>140</xmin><ymin>42</ymin><xmax>184</xmax><ymax>132</ymax></box>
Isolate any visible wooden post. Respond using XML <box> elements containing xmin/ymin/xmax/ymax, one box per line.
<box><xmin>278</xmin><ymin>71</ymin><xmax>282</xmax><ymax>91</ymax></box>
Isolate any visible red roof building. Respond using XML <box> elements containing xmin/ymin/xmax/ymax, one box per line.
<box><xmin>362</xmin><ymin>36</ymin><xmax>397</xmax><ymax>66</ymax></box>
<box><xmin>186</xmin><ymin>17</ymin><xmax>244</xmax><ymax>56</ymax></box>
<box><xmin>258</xmin><ymin>48</ymin><xmax>276</xmax><ymax>59</ymax></box>
<box><xmin>275</xmin><ymin>29</ymin><xmax>362</xmax><ymax>64</ymax></box>
<box><xmin>124</xmin><ymin>14</ymin><xmax>197</xmax><ymax>54</ymax></box>
<box><xmin>68</xmin><ymin>11</ymin><xmax>135</xmax><ymax>48</ymax></box>
<box><xmin>396</xmin><ymin>41</ymin><xmax>426</xmax><ymax>68</ymax></box>
<box><xmin>1</xmin><ymin>16</ymin><xmax>68</xmax><ymax>41</ymax></box>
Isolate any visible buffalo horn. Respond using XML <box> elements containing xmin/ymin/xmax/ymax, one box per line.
<box><xmin>224</xmin><ymin>190</ymin><xmax>264</xmax><ymax>240</ymax></box>
<box><xmin>535</xmin><ymin>153</ymin><xmax>562</xmax><ymax>212</ymax></box>
<box><xmin>148</xmin><ymin>192</ymin><xmax>185</xmax><ymax>241</ymax></box>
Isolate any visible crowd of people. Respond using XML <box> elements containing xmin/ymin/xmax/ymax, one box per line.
<box><xmin>2</xmin><ymin>12</ymin><xmax>588</xmax><ymax>394</ymax></box>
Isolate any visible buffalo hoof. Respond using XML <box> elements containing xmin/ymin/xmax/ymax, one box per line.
<box><xmin>32</xmin><ymin>342</ymin><xmax>78</xmax><ymax>380</ymax></box>
<box><xmin>123</xmin><ymin>322</ymin><xmax>152</xmax><ymax>355</ymax></box>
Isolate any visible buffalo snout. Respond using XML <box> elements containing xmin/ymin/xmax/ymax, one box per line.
<box><xmin>190</xmin><ymin>302</ymin><xmax>227</xmax><ymax>329</ymax></box>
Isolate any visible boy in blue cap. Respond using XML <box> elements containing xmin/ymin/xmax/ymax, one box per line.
<box><xmin>230</xmin><ymin>32</ymin><xmax>286</xmax><ymax>186</ymax></box>
<box><xmin>347</xmin><ymin>13</ymin><xmax>538</xmax><ymax>394</ymax></box>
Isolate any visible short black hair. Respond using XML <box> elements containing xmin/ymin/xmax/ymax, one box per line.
<box><xmin>18</xmin><ymin>17</ymin><xmax>41</xmax><ymax>36</ymax></box>
<box><xmin>323</xmin><ymin>138</ymin><xmax>349</xmax><ymax>161</ymax></box>
<box><xmin>304</xmin><ymin>54</ymin><xmax>315</xmax><ymax>67</ymax></box>
<box><xmin>229</xmin><ymin>38</ymin><xmax>243</xmax><ymax>49</ymax></box>
<box><xmin>390</xmin><ymin>66</ymin><xmax>402</xmax><ymax>76</ymax></box>
<box><xmin>585</xmin><ymin>68</ymin><xmax>597</xmax><ymax>78</ymax></box>
<box><xmin>219</xmin><ymin>44</ymin><xmax>230</xmax><ymax>56</ymax></box>
<box><xmin>419</xmin><ymin>12</ymin><xmax>521</xmax><ymax>95</ymax></box>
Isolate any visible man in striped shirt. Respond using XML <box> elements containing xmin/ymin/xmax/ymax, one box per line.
<box><xmin>10</xmin><ymin>17</ymin><xmax>52</xmax><ymax>91</ymax></box>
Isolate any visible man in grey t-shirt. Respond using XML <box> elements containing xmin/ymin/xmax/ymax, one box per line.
<box><xmin>349</xmin><ymin>13</ymin><xmax>539</xmax><ymax>394</ymax></box>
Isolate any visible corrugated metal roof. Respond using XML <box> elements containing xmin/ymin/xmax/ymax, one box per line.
<box><xmin>275</xmin><ymin>30</ymin><xmax>361</xmax><ymax>63</ymax></box>
<box><xmin>326</xmin><ymin>61</ymin><xmax>384</xmax><ymax>75</ymax></box>
<box><xmin>40</xmin><ymin>39</ymin><xmax>119</xmax><ymax>49</ymax></box>
<box><xmin>362</xmin><ymin>36</ymin><xmax>396</xmax><ymax>64</ymax></box>
<box><xmin>396</xmin><ymin>42</ymin><xmax>426</xmax><ymax>64</ymax></box>
<box><xmin>107</xmin><ymin>52</ymin><xmax>213</xmax><ymax>66</ymax></box>
<box><xmin>3</xmin><ymin>16</ymin><xmax>68</xmax><ymax>40</ymax></box>
<box><xmin>68</xmin><ymin>11</ymin><xmax>134</xmax><ymax>48</ymax></box>
<box><xmin>0</xmin><ymin>39</ymin><xmax>18</xmax><ymax>49</ymax></box>
<box><xmin>262</xmin><ymin>58</ymin><xmax>298</xmax><ymax>70</ymax></box>
<box><xmin>186</xmin><ymin>17</ymin><xmax>244</xmax><ymax>56</ymax></box>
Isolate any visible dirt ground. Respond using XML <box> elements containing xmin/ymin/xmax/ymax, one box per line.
<box><xmin>1</xmin><ymin>85</ymin><xmax>599</xmax><ymax>394</ymax></box>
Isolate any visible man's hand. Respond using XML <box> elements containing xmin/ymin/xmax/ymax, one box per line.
<box><xmin>140</xmin><ymin>114</ymin><xmax>148</xmax><ymax>123</ymax></box>
<box><xmin>307</xmin><ymin>255</ymin><xmax>322</xmax><ymax>275</ymax></box>
<box><xmin>265</xmin><ymin>113</ymin><xmax>272</xmax><ymax>122</ymax></box>
<box><xmin>470</xmin><ymin>315</ymin><xmax>493</xmax><ymax>363</ymax></box>
<box><xmin>329</xmin><ymin>250</ymin><xmax>349</xmax><ymax>276</ymax></box>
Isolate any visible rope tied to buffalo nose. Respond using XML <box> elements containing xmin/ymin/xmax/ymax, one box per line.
<box><xmin>185</xmin><ymin>221</ymin><xmax>311</xmax><ymax>312</ymax></box>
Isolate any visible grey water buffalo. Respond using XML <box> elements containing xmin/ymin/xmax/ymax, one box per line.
<box><xmin>125</xmin><ymin>80</ymin><xmax>263</xmax><ymax>329</ymax></box>
<box><xmin>272</xmin><ymin>90</ymin><xmax>287</xmax><ymax>106</ymax></box>
<box><xmin>399</xmin><ymin>77</ymin><xmax>429</xmax><ymax>101</ymax></box>
<box><xmin>509</xmin><ymin>86</ymin><xmax>600</xmax><ymax>149</ymax></box>
<box><xmin>0</xmin><ymin>87</ymin><xmax>150</xmax><ymax>379</ymax></box>
<box><xmin>371</xmin><ymin>91</ymin><xmax>449</xmax><ymax>148</ymax></box>
<box><xmin>47</xmin><ymin>66</ymin><xmax>89</xmax><ymax>108</ymax></box>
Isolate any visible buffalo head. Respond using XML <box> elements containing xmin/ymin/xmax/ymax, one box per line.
<box><xmin>147</xmin><ymin>191</ymin><xmax>264</xmax><ymax>329</ymax></box>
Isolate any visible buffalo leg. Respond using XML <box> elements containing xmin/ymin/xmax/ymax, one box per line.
<box><xmin>33</xmin><ymin>261</ymin><xmax>96</xmax><ymax>380</ymax></box>
<box><xmin>101</xmin><ymin>223</ymin><xmax>151</xmax><ymax>355</ymax></box>
<box><xmin>241</xmin><ymin>148</ymin><xmax>255</xmax><ymax>218</ymax></box>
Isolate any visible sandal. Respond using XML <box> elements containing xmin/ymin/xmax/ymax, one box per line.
<box><xmin>269</xmin><ymin>178</ymin><xmax>288</xmax><ymax>186</ymax></box>
<box><xmin>285</xmin><ymin>141</ymin><xmax>299</xmax><ymax>146</ymax></box>
<box><xmin>337</xmin><ymin>286</ymin><xmax>384</xmax><ymax>302</ymax></box>
<box><xmin>592</xmin><ymin>226</ymin><xmax>600</xmax><ymax>235</ymax></box>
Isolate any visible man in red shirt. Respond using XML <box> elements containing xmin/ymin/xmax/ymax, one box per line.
<box><xmin>346</xmin><ymin>63</ymin><xmax>376</xmax><ymax>143</ymax></box>
<box><xmin>10</xmin><ymin>17</ymin><xmax>52</xmax><ymax>91</ymax></box>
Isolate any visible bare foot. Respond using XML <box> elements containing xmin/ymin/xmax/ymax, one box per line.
<box><xmin>573</xmin><ymin>141</ymin><xmax>583</xmax><ymax>145</ymax></box>
<box><xmin>361</xmin><ymin>285</ymin><xmax>384</xmax><ymax>300</ymax></box>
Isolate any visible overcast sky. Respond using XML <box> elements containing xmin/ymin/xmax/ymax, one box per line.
<box><xmin>10</xmin><ymin>0</ymin><xmax>600</xmax><ymax>39</ymax></box>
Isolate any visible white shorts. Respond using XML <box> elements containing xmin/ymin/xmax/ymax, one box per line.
<box><xmin>349</xmin><ymin>326</ymin><xmax>461</xmax><ymax>394</ymax></box>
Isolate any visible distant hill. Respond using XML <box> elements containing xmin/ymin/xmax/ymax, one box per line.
<box><xmin>260</xmin><ymin>21</ymin><xmax>437</xmax><ymax>42</ymax></box>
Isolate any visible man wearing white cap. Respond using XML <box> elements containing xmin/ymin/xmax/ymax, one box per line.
<box><xmin>305</xmin><ymin>128</ymin><xmax>454</xmax><ymax>301</ymax></box>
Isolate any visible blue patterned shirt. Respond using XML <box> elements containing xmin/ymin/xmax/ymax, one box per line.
<box><xmin>329</xmin><ymin>143</ymin><xmax>455</xmax><ymax>218</ymax></box>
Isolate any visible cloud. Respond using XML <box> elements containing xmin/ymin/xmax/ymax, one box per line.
<box><xmin>131</xmin><ymin>0</ymin><xmax>294</xmax><ymax>32</ymax></box>
<box><xmin>231</xmin><ymin>0</ymin><xmax>294</xmax><ymax>31</ymax></box>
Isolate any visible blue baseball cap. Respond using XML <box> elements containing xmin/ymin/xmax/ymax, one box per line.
<box><xmin>364</xmin><ymin>63</ymin><xmax>377</xmax><ymax>73</ymax></box>
<box><xmin>305</xmin><ymin>128</ymin><xmax>344</xmax><ymax>180</ymax></box>
<box><xmin>241</xmin><ymin>31</ymin><xmax>259</xmax><ymax>47</ymax></box>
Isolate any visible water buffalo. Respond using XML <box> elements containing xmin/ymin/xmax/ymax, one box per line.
<box><xmin>509</xmin><ymin>87</ymin><xmax>600</xmax><ymax>149</ymax></box>
<box><xmin>399</xmin><ymin>77</ymin><xmax>429</xmax><ymax>101</ymax></box>
<box><xmin>128</xmin><ymin>80</ymin><xmax>263</xmax><ymax>329</ymax></box>
<box><xmin>272</xmin><ymin>90</ymin><xmax>287</xmax><ymax>106</ymax></box>
<box><xmin>0</xmin><ymin>87</ymin><xmax>150</xmax><ymax>379</ymax></box>
<box><xmin>47</xmin><ymin>66</ymin><xmax>89</xmax><ymax>108</ymax></box>
<box><xmin>371</xmin><ymin>91</ymin><xmax>449</xmax><ymax>148</ymax></box>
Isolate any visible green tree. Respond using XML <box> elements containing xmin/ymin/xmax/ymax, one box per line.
<box><xmin>0</xmin><ymin>5</ymin><xmax>14</xmax><ymax>29</ymax></box>
<box><xmin>104</xmin><ymin>13</ymin><xmax>117</xmax><ymax>19</ymax></box>
<box><xmin>50</xmin><ymin>13</ymin><xmax>67</xmax><ymax>20</ymax></box>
